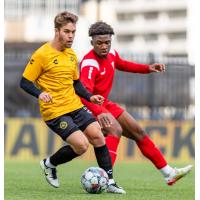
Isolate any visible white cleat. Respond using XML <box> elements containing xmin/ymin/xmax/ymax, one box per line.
<box><xmin>39</xmin><ymin>159</ymin><xmax>59</xmax><ymax>188</ymax></box>
<box><xmin>107</xmin><ymin>183</ymin><xmax>126</xmax><ymax>194</ymax></box>
<box><xmin>165</xmin><ymin>164</ymin><xmax>193</xmax><ymax>186</ymax></box>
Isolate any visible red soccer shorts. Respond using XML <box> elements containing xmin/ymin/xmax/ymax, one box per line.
<box><xmin>96</xmin><ymin>100</ymin><xmax>124</xmax><ymax>119</ymax></box>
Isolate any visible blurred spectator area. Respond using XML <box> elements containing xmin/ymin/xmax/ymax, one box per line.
<box><xmin>5</xmin><ymin>42</ymin><xmax>43</xmax><ymax>117</ymax></box>
<box><xmin>4</xmin><ymin>42</ymin><xmax>194</xmax><ymax>120</ymax></box>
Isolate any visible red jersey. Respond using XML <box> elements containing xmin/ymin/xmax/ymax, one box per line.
<box><xmin>80</xmin><ymin>49</ymin><xmax>150</xmax><ymax>116</ymax></box>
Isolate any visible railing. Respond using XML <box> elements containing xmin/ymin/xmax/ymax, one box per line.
<box><xmin>4</xmin><ymin>42</ymin><xmax>194</xmax><ymax>119</ymax></box>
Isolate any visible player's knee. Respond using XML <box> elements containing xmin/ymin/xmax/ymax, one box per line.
<box><xmin>115</xmin><ymin>125</ymin><xmax>123</xmax><ymax>136</ymax></box>
<box><xmin>136</xmin><ymin>128</ymin><xmax>147</xmax><ymax>141</ymax></box>
<box><xmin>90</xmin><ymin>131</ymin><xmax>105</xmax><ymax>147</ymax></box>
<box><xmin>74</xmin><ymin>140</ymin><xmax>89</xmax><ymax>155</ymax></box>
<box><xmin>138</xmin><ymin>128</ymin><xmax>146</xmax><ymax>136</ymax></box>
<box><xmin>105</xmin><ymin>124</ymin><xmax>122</xmax><ymax>137</ymax></box>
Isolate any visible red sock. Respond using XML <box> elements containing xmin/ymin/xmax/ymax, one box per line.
<box><xmin>105</xmin><ymin>135</ymin><xmax>120</xmax><ymax>166</ymax></box>
<box><xmin>136</xmin><ymin>135</ymin><xmax>167</xmax><ymax>169</ymax></box>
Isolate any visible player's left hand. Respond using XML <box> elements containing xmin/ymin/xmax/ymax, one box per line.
<box><xmin>90</xmin><ymin>95</ymin><xmax>104</xmax><ymax>105</ymax></box>
<box><xmin>149</xmin><ymin>63</ymin><xmax>166</xmax><ymax>73</ymax></box>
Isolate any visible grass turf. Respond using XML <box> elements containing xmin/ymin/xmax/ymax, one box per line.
<box><xmin>4</xmin><ymin>160</ymin><xmax>194</xmax><ymax>200</ymax></box>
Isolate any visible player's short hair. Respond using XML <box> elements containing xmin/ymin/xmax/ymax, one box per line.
<box><xmin>54</xmin><ymin>11</ymin><xmax>78</xmax><ymax>29</ymax></box>
<box><xmin>89</xmin><ymin>21</ymin><xmax>114</xmax><ymax>37</ymax></box>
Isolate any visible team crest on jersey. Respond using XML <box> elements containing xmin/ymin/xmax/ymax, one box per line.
<box><xmin>59</xmin><ymin>121</ymin><xmax>68</xmax><ymax>129</ymax></box>
<box><xmin>30</xmin><ymin>59</ymin><xmax>34</xmax><ymax>64</ymax></box>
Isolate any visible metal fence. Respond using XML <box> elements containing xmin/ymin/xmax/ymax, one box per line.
<box><xmin>4</xmin><ymin>42</ymin><xmax>195</xmax><ymax>119</ymax></box>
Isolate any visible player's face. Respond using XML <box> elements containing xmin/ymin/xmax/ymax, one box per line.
<box><xmin>55</xmin><ymin>22</ymin><xmax>76</xmax><ymax>48</ymax></box>
<box><xmin>92</xmin><ymin>35</ymin><xmax>112</xmax><ymax>57</ymax></box>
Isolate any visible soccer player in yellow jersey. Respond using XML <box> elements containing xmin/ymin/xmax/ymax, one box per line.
<box><xmin>20</xmin><ymin>11</ymin><xmax>125</xmax><ymax>194</ymax></box>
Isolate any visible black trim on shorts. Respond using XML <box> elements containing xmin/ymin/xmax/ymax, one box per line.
<box><xmin>62</xmin><ymin>127</ymin><xmax>79</xmax><ymax>141</ymax></box>
<box><xmin>79</xmin><ymin>118</ymin><xmax>96</xmax><ymax>132</ymax></box>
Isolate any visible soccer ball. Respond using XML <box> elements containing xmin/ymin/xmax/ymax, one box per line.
<box><xmin>81</xmin><ymin>167</ymin><xmax>109</xmax><ymax>194</ymax></box>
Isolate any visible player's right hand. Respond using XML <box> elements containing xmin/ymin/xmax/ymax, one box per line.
<box><xmin>149</xmin><ymin>63</ymin><xmax>166</xmax><ymax>72</ymax></box>
<box><xmin>90</xmin><ymin>95</ymin><xmax>104</xmax><ymax>105</ymax></box>
<box><xmin>39</xmin><ymin>92</ymin><xmax>53</xmax><ymax>103</ymax></box>
<box><xmin>97</xmin><ymin>113</ymin><xmax>112</xmax><ymax>128</ymax></box>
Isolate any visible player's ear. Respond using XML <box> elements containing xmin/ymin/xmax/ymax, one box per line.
<box><xmin>55</xmin><ymin>28</ymin><xmax>59</xmax><ymax>35</ymax></box>
<box><xmin>91</xmin><ymin>40</ymin><xmax>94</xmax><ymax>46</ymax></box>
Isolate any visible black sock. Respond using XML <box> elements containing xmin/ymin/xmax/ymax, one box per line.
<box><xmin>94</xmin><ymin>145</ymin><xmax>113</xmax><ymax>179</ymax></box>
<box><xmin>50</xmin><ymin>145</ymin><xmax>79</xmax><ymax>166</ymax></box>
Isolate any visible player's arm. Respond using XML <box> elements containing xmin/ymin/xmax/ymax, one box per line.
<box><xmin>20</xmin><ymin>53</ymin><xmax>52</xmax><ymax>103</ymax></box>
<box><xmin>73</xmin><ymin>79</ymin><xmax>104</xmax><ymax>104</ymax></box>
<box><xmin>116</xmin><ymin>51</ymin><xmax>165</xmax><ymax>73</ymax></box>
<box><xmin>20</xmin><ymin>77</ymin><xmax>42</xmax><ymax>98</ymax></box>
<box><xmin>20</xmin><ymin>77</ymin><xmax>52</xmax><ymax>103</ymax></box>
<box><xmin>73</xmin><ymin>79</ymin><xmax>92</xmax><ymax>101</ymax></box>
<box><xmin>115</xmin><ymin>51</ymin><xmax>150</xmax><ymax>73</ymax></box>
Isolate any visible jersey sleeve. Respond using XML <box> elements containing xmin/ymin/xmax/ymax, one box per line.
<box><xmin>79</xmin><ymin>58</ymin><xmax>104</xmax><ymax>116</ymax></box>
<box><xmin>115</xmin><ymin>51</ymin><xmax>150</xmax><ymax>74</ymax></box>
<box><xmin>73</xmin><ymin>54</ymin><xmax>79</xmax><ymax>80</ymax></box>
<box><xmin>81</xmin><ymin>98</ymin><xmax>108</xmax><ymax>116</ymax></box>
<box><xmin>80</xmin><ymin>59</ymin><xmax>99</xmax><ymax>93</ymax></box>
<box><xmin>23</xmin><ymin>52</ymin><xmax>44</xmax><ymax>82</ymax></box>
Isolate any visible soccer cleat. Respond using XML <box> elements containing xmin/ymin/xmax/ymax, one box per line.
<box><xmin>39</xmin><ymin>159</ymin><xmax>59</xmax><ymax>188</ymax></box>
<box><xmin>106</xmin><ymin>183</ymin><xmax>126</xmax><ymax>194</ymax></box>
<box><xmin>165</xmin><ymin>164</ymin><xmax>193</xmax><ymax>186</ymax></box>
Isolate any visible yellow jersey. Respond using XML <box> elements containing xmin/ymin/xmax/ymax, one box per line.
<box><xmin>23</xmin><ymin>42</ymin><xmax>83</xmax><ymax>121</ymax></box>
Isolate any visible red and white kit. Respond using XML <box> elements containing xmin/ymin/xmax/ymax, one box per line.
<box><xmin>80</xmin><ymin>49</ymin><xmax>150</xmax><ymax>118</ymax></box>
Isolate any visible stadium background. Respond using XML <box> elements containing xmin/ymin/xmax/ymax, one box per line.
<box><xmin>4</xmin><ymin>0</ymin><xmax>194</xmax><ymax>163</ymax></box>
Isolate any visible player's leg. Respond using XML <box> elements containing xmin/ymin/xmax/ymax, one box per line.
<box><xmin>99</xmin><ymin>101</ymin><xmax>124</xmax><ymax>166</ymax></box>
<box><xmin>75</xmin><ymin>107</ymin><xmax>125</xmax><ymax>194</ymax></box>
<box><xmin>117</xmin><ymin>111</ymin><xmax>193</xmax><ymax>185</ymax></box>
<box><xmin>100</xmin><ymin>112</ymin><xmax>122</xmax><ymax>165</ymax></box>
<box><xmin>83</xmin><ymin>121</ymin><xmax>126</xmax><ymax>194</ymax></box>
<box><xmin>118</xmin><ymin>111</ymin><xmax>168</xmax><ymax>168</ymax></box>
<box><xmin>84</xmin><ymin>121</ymin><xmax>113</xmax><ymax>177</ymax></box>
<box><xmin>40</xmin><ymin>114</ymin><xmax>89</xmax><ymax>188</ymax></box>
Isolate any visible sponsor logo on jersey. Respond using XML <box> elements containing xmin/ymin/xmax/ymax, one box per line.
<box><xmin>100</xmin><ymin>68</ymin><xmax>106</xmax><ymax>75</ymax></box>
<box><xmin>111</xmin><ymin>61</ymin><xmax>115</xmax><ymax>69</ymax></box>
<box><xmin>53</xmin><ymin>59</ymin><xmax>58</xmax><ymax>64</ymax></box>
<box><xmin>59</xmin><ymin>121</ymin><xmax>68</xmax><ymax>129</ymax></box>
<box><xmin>70</xmin><ymin>56</ymin><xmax>75</xmax><ymax>62</ymax></box>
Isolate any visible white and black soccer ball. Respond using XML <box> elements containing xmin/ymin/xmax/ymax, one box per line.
<box><xmin>81</xmin><ymin>167</ymin><xmax>109</xmax><ymax>194</ymax></box>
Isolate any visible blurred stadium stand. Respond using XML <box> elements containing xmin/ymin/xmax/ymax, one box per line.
<box><xmin>4</xmin><ymin>42</ymin><xmax>194</xmax><ymax>120</ymax></box>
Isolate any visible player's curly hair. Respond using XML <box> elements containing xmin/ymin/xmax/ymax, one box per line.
<box><xmin>89</xmin><ymin>21</ymin><xmax>114</xmax><ymax>37</ymax></box>
<box><xmin>54</xmin><ymin>11</ymin><xmax>78</xmax><ymax>29</ymax></box>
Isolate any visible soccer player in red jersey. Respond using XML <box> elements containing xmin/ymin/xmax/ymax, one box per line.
<box><xmin>80</xmin><ymin>21</ymin><xmax>192</xmax><ymax>187</ymax></box>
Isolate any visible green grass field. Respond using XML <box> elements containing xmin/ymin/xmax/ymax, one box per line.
<box><xmin>5</xmin><ymin>160</ymin><xmax>194</xmax><ymax>200</ymax></box>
